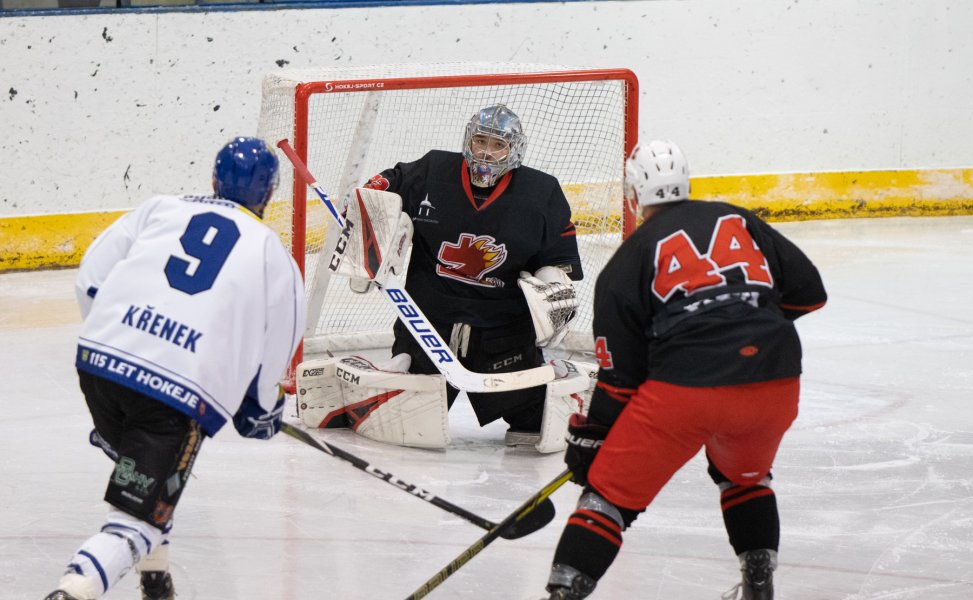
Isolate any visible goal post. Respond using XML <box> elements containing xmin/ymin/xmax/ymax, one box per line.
<box><xmin>256</xmin><ymin>64</ymin><xmax>639</xmax><ymax>379</ymax></box>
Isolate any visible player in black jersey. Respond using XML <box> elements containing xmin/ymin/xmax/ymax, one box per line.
<box><xmin>540</xmin><ymin>141</ymin><xmax>827</xmax><ymax>600</ymax></box>
<box><xmin>361</xmin><ymin>104</ymin><xmax>583</xmax><ymax>444</ymax></box>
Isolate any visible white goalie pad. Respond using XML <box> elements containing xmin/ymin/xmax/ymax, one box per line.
<box><xmin>535</xmin><ymin>359</ymin><xmax>598</xmax><ymax>453</ymax></box>
<box><xmin>328</xmin><ymin>187</ymin><xmax>413</xmax><ymax>289</ymax></box>
<box><xmin>518</xmin><ymin>266</ymin><xmax>579</xmax><ymax>348</ymax></box>
<box><xmin>296</xmin><ymin>358</ymin><xmax>344</xmax><ymax>427</ymax></box>
<box><xmin>297</xmin><ymin>355</ymin><xmax>449</xmax><ymax>449</ymax></box>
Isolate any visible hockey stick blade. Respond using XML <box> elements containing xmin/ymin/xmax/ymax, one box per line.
<box><xmin>281</xmin><ymin>423</ymin><xmax>554</xmax><ymax>540</ymax></box>
<box><xmin>404</xmin><ymin>469</ymin><xmax>573</xmax><ymax>600</ymax></box>
<box><xmin>276</xmin><ymin>138</ymin><xmax>558</xmax><ymax>393</ymax></box>
<box><xmin>498</xmin><ymin>490</ymin><xmax>555</xmax><ymax>539</ymax></box>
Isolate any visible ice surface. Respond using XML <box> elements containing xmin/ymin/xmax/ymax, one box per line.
<box><xmin>2</xmin><ymin>216</ymin><xmax>971</xmax><ymax>599</ymax></box>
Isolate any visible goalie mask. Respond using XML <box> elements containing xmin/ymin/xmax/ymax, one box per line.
<box><xmin>213</xmin><ymin>137</ymin><xmax>280</xmax><ymax>215</ymax></box>
<box><xmin>624</xmin><ymin>140</ymin><xmax>689</xmax><ymax>207</ymax></box>
<box><xmin>462</xmin><ymin>104</ymin><xmax>527</xmax><ymax>187</ymax></box>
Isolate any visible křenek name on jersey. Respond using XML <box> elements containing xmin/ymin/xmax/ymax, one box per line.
<box><xmin>122</xmin><ymin>304</ymin><xmax>202</xmax><ymax>352</ymax></box>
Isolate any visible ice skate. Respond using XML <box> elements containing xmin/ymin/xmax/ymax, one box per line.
<box><xmin>544</xmin><ymin>588</ymin><xmax>586</xmax><ymax>600</ymax></box>
<box><xmin>140</xmin><ymin>571</ymin><xmax>175</xmax><ymax>600</ymax></box>
<box><xmin>43</xmin><ymin>592</ymin><xmax>81</xmax><ymax>600</ymax></box>
<box><xmin>723</xmin><ymin>549</ymin><xmax>776</xmax><ymax>600</ymax></box>
<box><xmin>543</xmin><ymin>564</ymin><xmax>596</xmax><ymax>600</ymax></box>
<box><xmin>44</xmin><ymin>571</ymin><xmax>99</xmax><ymax>600</ymax></box>
<box><xmin>505</xmin><ymin>429</ymin><xmax>541</xmax><ymax>447</ymax></box>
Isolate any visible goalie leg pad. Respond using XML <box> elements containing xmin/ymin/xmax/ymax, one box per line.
<box><xmin>297</xmin><ymin>358</ymin><xmax>348</xmax><ymax>428</ymax></box>
<box><xmin>535</xmin><ymin>359</ymin><xmax>598</xmax><ymax>453</ymax></box>
<box><xmin>298</xmin><ymin>356</ymin><xmax>450</xmax><ymax>449</ymax></box>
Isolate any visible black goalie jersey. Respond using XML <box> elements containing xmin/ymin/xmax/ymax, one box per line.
<box><xmin>365</xmin><ymin>150</ymin><xmax>583</xmax><ymax>327</ymax></box>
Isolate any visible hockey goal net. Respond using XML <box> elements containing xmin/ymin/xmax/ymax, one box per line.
<box><xmin>256</xmin><ymin>63</ymin><xmax>638</xmax><ymax>369</ymax></box>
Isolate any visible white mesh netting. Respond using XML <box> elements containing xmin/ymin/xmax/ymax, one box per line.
<box><xmin>256</xmin><ymin>63</ymin><xmax>637</xmax><ymax>358</ymax></box>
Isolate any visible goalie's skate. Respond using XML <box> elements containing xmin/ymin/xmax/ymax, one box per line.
<box><xmin>505</xmin><ymin>429</ymin><xmax>541</xmax><ymax>447</ymax></box>
<box><xmin>140</xmin><ymin>571</ymin><xmax>175</xmax><ymax>600</ymax></box>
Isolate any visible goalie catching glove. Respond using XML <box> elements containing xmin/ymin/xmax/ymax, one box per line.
<box><xmin>518</xmin><ymin>266</ymin><xmax>579</xmax><ymax>348</ymax></box>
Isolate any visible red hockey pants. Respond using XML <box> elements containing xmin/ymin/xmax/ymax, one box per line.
<box><xmin>588</xmin><ymin>377</ymin><xmax>800</xmax><ymax>510</ymax></box>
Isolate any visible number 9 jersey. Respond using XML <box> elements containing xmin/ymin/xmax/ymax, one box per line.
<box><xmin>74</xmin><ymin>194</ymin><xmax>306</xmax><ymax>437</ymax></box>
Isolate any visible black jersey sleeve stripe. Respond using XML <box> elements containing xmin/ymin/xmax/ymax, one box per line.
<box><xmin>779</xmin><ymin>300</ymin><xmax>827</xmax><ymax>313</ymax></box>
<box><xmin>595</xmin><ymin>381</ymin><xmax>636</xmax><ymax>403</ymax></box>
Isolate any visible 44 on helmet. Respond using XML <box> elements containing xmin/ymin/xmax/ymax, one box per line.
<box><xmin>462</xmin><ymin>104</ymin><xmax>527</xmax><ymax>187</ymax></box>
<box><xmin>624</xmin><ymin>140</ymin><xmax>690</xmax><ymax>206</ymax></box>
<box><xmin>213</xmin><ymin>137</ymin><xmax>280</xmax><ymax>213</ymax></box>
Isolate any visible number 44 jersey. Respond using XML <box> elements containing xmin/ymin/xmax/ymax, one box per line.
<box><xmin>74</xmin><ymin>194</ymin><xmax>306</xmax><ymax>436</ymax></box>
<box><xmin>592</xmin><ymin>200</ymin><xmax>827</xmax><ymax>391</ymax></box>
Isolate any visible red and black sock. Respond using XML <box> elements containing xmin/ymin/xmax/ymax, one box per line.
<box><xmin>551</xmin><ymin>508</ymin><xmax>623</xmax><ymax>581</ymax></box>
<box><xmin>720</xmin><ymin>484</ymin><xmax>780</xmax><ymax>554</ymax></box>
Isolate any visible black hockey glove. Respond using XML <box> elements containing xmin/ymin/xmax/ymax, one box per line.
<box><xmin>564</xmin><ymin>413</ymin><xmax>609</xmax><ymax>486</ymax></box>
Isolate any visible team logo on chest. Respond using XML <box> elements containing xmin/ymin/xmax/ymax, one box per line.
<box><xmin>436</xmin><ymin>233</ymin><xmax>508</xmax><ymax>288</ymax></box>
<box><xmin>415</xmin><ymin>194</ymin><xmax>438</xmax><ymax>224</ymax></box>
<box><xmin>418</xmin><ymin>195</ymin><xmax>435</xmax><ymax>217</ymax></box>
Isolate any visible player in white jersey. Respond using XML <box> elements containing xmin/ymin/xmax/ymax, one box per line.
<box><xmin>45</xmin><ymin>137</ymin><xmax>306</xmax><ymax>600</ymax></box>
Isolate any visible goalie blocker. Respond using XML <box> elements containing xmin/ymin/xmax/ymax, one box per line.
<box><xmin>328</xmin><ymin>187</ymin><xmax>413</xmax><ymax>293</ymax></box>
<box><xmin>297</xmin><ymin>355</ymin><xmax>595</xmax><ymax>452</ymax></box>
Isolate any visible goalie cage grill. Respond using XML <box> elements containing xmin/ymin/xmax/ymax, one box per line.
<box><xmin>256</xmin><ymin>63</ymin><xmax>639</xmax><ymax>374</ymax></box>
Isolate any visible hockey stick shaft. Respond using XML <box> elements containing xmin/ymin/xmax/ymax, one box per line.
<box><xmin>276</xmin><ymin>139</ymin><xmax>345</xmax><ymax>227</ymax></box>
<box><xmin>404</xmin><ymin>469</ymin><xmax>573</xmax><ymax>600</ymax></box>
<box><xmin>281</xmin><ymin>423</ymin><xmax>553</xmax><ymax>540</ymax></box>
<box><xmin>276</xmin><ymin>138</ymin><xmax>556</xmax><ymax>393</ymax></box>
<box><xmin>380</xmin><ymin>273</ymin><xmax>555</xmax><ymax>392</ymax></box>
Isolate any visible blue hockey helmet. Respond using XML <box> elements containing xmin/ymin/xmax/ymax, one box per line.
<box><xmin>213</xmin><ymin>137</ymin><xmax>280</xmax><ymax>212</ymax></box>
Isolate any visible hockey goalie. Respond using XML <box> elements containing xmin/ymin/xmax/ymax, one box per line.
<box><xmin>293</xmin><ymin>180</ymin><xmax>594</xmax><ymax>452</ymax></box>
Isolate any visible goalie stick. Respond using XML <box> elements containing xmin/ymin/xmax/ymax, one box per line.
<box><xmin>281</xmin><ymin>423</ymin><xmax>555</xmax><ymax>540</ymax></box>
<box><xmin>277</xmin><ymin>139</ymin><xmax>557</xmax><ymax>393</ymax></box>
<box><xmin>404</xmin><ymin>468</ymin><xmax>574</xmax><ymax>600</ymax></box>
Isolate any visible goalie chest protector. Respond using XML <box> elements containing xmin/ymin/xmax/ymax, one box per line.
<box><xmin>371</xmin><ymin>150</ymin><xmax>583</xmax><ymax>327</ymax></box>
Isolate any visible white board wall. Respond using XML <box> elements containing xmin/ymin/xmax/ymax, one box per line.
<box><xmin>1</xmin><ymin>0</ymin><xmax>971</xmax><ymax>215</ymax></box>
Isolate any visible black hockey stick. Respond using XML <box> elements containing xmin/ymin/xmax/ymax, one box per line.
<box><xmin>281</xmin><ymin>423</ymin><xmax>555</xmax><ymax>540</ymax></box>
<box><xmin>404</xmin><ymin>468</ymin><xmax>573</xmax><ymax>600</ymax></box>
